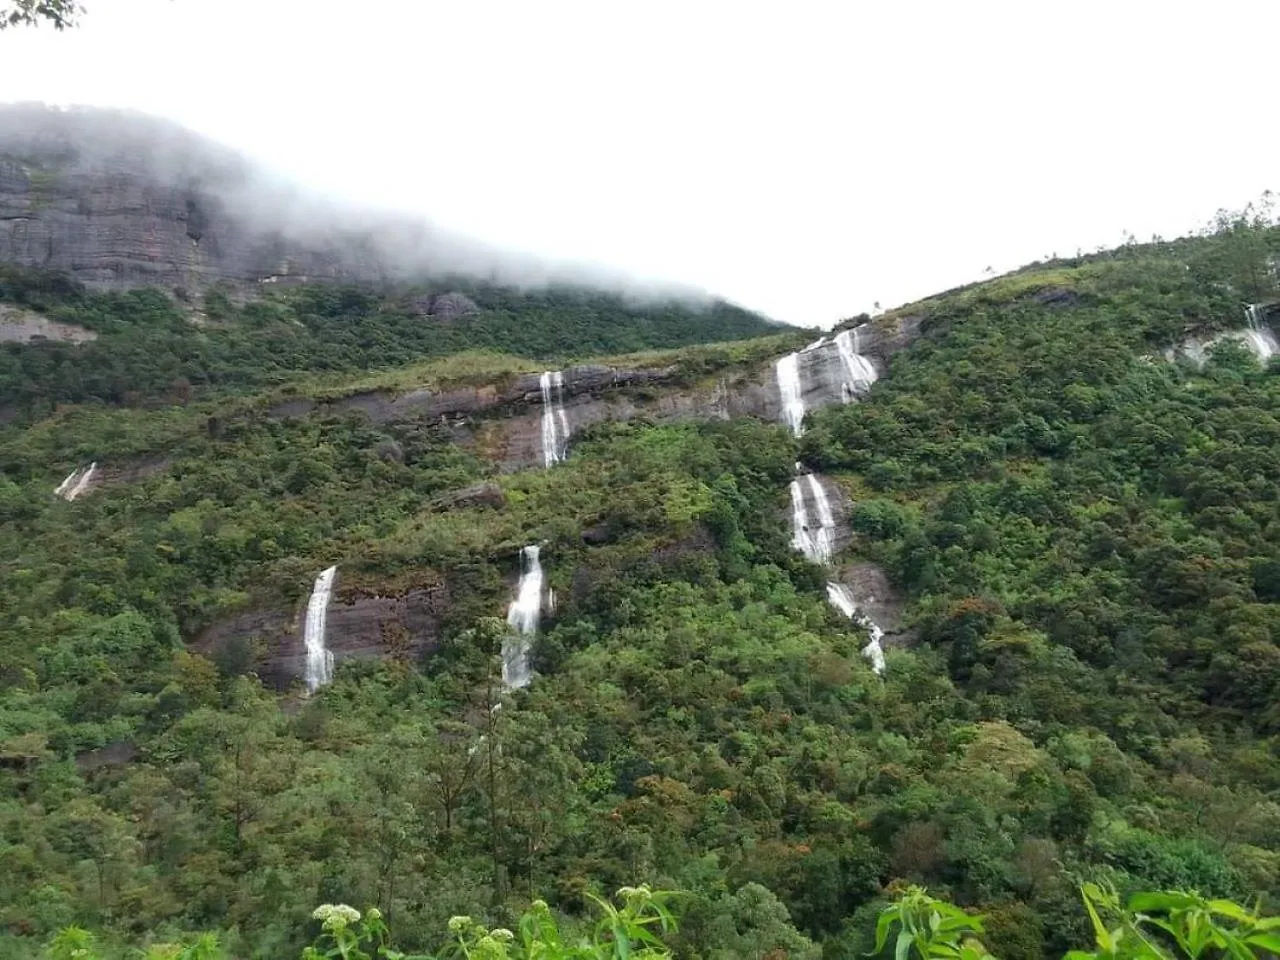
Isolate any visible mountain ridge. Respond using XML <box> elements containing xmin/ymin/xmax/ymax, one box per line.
<box><xmin>0</xmin><ymin>104</ymin><xmax>724</xmax><ymax>302</ymax></box>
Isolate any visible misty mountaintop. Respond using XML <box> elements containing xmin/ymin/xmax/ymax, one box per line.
<box><xmin>0</xmin><ymin>103</ymin><xmax>724</xmax><ymax>301</ymax></box>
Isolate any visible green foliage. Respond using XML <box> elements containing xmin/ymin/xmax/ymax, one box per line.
<box><xmin>4</xmin><ymin>214</ymin><xmax>1280</xmax><ymax>956</ymax></box>
<box><xmin>299</xmin><ymin>887</ymin><xmax>678</xmax><ymax>960</ymax></box>
<box><xmin>1065</xmin><ymin>883</ymin><xmax>1280</xmax><ymax>960</ymax></box>
<box><xmin>0</xmin><ymin>269</ymin><xmax>776</xmax><ymax>417</ymax></box>
<box><xmin>873</xmin><ymin>886</ymin><xmax>995</xmax><ymax>960</ymax></box>
<box><xmin>871</xmin><ymin>885</ymin><xmax>1280</xmax><ymax>960</ymax></box>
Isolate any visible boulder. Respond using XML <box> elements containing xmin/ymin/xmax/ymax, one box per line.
<box><xmin>429</xmin><ymin>291</ymin><xmax>480</xmax><ymax>321</ymax></box>
<box><xmin>434</xmin><ymin>481</ymin><xmax>506</xmax><ymax>510</ymax></box>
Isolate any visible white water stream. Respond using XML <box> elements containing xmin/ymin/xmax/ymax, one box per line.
<box><xmin>825</xmin><ymin>582</ymin><xmax>886</xmax><ymax>674</ymax></box>
<box><xmin>790</xmin><ymin>473</ymin><xmax>838</xmax><ymax>565</ymax></box>
<box><xmin>539</xmin><ymin>371</ymin><xmax>571</xmax><ymax>467</ymax></box>
<box><xmin>503</xmin><ymin>545</ymin><xmax>544</xmax><ymax>688</ymax></box>
<box><xmin>54</xmin><ymin>462</ymin><xmax>97</xmax><ymax>501</ymax></box>
<box><xmin>1243</xmin><ymin>304</ymin><xmax>1278</xmax><ymax>363</ymax></box>
<box><xmin>303</xmin><ymin>565</ymin><xmax>338</xmax><ymax>693</ymax></box>
<box><xmin>832</xmin><ymin>328</ymin><xmax>879</xmax><ymax>402</ymax></box>
<box><xmin>787</xmin><ymin>464</ymin><xmax>888</xmax><ymax>674</ymax></box>
<box><xmin>775</xmin><ymin>325</ymin><xmax>879</xmax><ymax>436</ymax></box>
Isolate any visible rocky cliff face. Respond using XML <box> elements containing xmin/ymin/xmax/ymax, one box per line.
<box><xmin>194</xmin><ymin>580</ymin><xmax>450</xmax><ymax>690</ymax></box>
<box><xmin>0</xmin><ymin>104</ymin><xmax>570</xmax><ymax>292</ymax></box>
<box><xmin>830</xmin><ymin>561</ymin><xmax>910</xmax><ymax>645</ymax></box>
<box><xmin>0</xmin><ymin>303</ymin><xmax>96</xmax><ymax>343</ymax></box>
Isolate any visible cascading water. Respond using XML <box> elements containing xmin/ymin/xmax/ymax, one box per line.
<box><xmin>826</xmin><ymin>582</ymin><xmax>886</xmax><ymax>675</ymax></box>
<box><xmin>54</xmin><ymin>462</ymin><xmax>97</xmax><ymax>501</ymax></box>
<box><xmin>790</xmin><ymin>473</ymin><xmax>838</xmax><ymax>564</ymax></box>
<box><xmin>1170</xmin><ymin>306</ymin><xmax>1278</xmax><ymax>367</ymax></box>
<box><xmin>776</xmin><ymin>352</ymin><xmax>806</xmax><ymax>436</ymax></box>
<box><xmin>304</xmin><ymin>565</ymin><xmax>338</xmax><ymax>693</ymax></box>
<box><xmin>1243</xmin><ymin>304</ymin><xmax>1278</xmax><ymax>363</ymax></box>
<box><xmin>832</xmin><ymin>328</ymin><xmax>879</xmax><ymax>402</ymax></box>
<box><xmin>503</xmin><ymin>545</ymin><xmax>544</xmax><ymax>688</ymax></box>
<box><xmin>68</xmin><ymin>462</ymin><xmax>97</xmax><ymax>501</ymax></box>
<box><xmin>775</xmin><ymin>325</ymin><xmax>878</xmax><ymax>436</ymax></box>
<box><xmin>539</xmin><ymin>371</ymin><xmax>571</xmax><ymax>467</ymax></box>
<box><xmin>54</xmin><ymin>467</ymin><xmax>81</xmax><ymax>498</ymax></box>
<box><xmin>786</xmin><ymin>465</ymin><xmax>888</xmax><ymax>674</ymax></box>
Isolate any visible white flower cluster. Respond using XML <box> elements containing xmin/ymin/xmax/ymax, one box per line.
<box><xmin>313</xmin><ymin>904</ymin><xmax>362</xmax><ymax>929</ymax></box>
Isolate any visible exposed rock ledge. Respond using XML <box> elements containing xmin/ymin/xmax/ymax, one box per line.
<box><xmin>192</xmin><ymin>582</ymin><xmax>448</xmax><ymax>689</ymax></box>
<box><xmin>52</xmin><ymin>457</ymin><xmax>170</xmax><ymax>500</ymax></box>
<box><xmin>266</xmin><ymin>363</ymin><xmax>688</xmax><ymax>424</ymax></box>
<box><xmin>0</xmin><ymin>303</ymin><xmax>96</xmax><ymax>344</ymax></box>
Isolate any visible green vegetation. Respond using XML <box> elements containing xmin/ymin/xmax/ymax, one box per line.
<box><xmin>40</xmin><ymin>885</ymin><xmax>1280</xmax><ymax>960</ymax></box>
<box><xmin>1</xmin><ymin>211</ymin><xmax>1279</xmax><ymax>957</ymax></box>
<box><xmin>0</xmin><ymin>268</ymin><xmax>778</xmax><ymax>418</ymax></box>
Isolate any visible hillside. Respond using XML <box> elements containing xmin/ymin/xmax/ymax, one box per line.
<box><xmin>0</xmin><ymin>209</ymin><xmax>1278</xmax><ymax>959</ymax></box>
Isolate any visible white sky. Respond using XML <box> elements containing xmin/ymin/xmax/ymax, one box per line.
<box><xmin>1</xmin><ymin>0</ymin><xmax>1277</xmax><ymax>325</ymax></box>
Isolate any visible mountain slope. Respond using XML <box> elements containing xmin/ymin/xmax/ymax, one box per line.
<box><xmin>0</xmin><ymin>216</ymin><xmax>1277</xmax><ymax>958</ymax></box>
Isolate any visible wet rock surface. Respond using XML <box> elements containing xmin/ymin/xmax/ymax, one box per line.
<box><xmin>324</xmin><ymin>585</ymin><xmax>449</xmax><ymax>664</ymax></box>
<box><xmin>192</xmin><ymin>583</ymin><xmax>450</xmax><ymax>689</ymax></box>
<box><xmin>830</xmin><ymin>561</ymin><xmax>910</xmax><ymax>643</ymax></box>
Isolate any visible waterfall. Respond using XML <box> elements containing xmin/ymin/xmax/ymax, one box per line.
<box><xmin>833</xmin><ymin>328</ymin><xmax>879</xmax><ymax>401</ymax></box>
<box><xmin>776</xmin><ymin>326</ymin><xmax>878</xmax><ymax>436</ymax></box>
<box><xmin>503</xmin><ymin>545</ymin><xmax>544</xmax><ymax>688</ymax></box>
<box><xmin>539</xmin><ymin>371</ymin><xmax>571</xmax><ymax>467</ymax></box>
<box><xmin>786</xmin><ymin>465</ymin><xmax>888</xmax><ymax>675</ymax></box>
<box><xmin>1173</xmin><ymin>307</ymin><xmax>1278</xmax><ymax>367</ymax></box>
<box><xmin>303</xmin><ymin>565</ymin><xmax>338</xmax><ymax>693</ymax></box>
<box><xmin>790</xmin><ymin>473</ymin><xmax>838</xmax><ymax>564</ymax></box>
<box><xmin>1243</xmin><ymin>304</ymin><xmax>1278</xmax><ymax>363</ymax></box>
<box><xmin>825</xmin><ymin>582</ymin><xmax>886</xmax><ymax>675</ymax></box>
<box><xmin>67</xmin><ymin>462</ymin><xmax>97</xmax><ymax>501</ymax></box>
<box><xmin>776</xmin><ymin>352</ymin><xmax>806</xmax><ymax>436</ymax></box>
<box><xmin>54</xmin><ymin>467</ymin><xmax>82</xmax><ymax>498</ymax></box>
<box><xmin>55</xmin><ymin>462</ymin><xmax>97</xmax><ymax>501</ymax></box>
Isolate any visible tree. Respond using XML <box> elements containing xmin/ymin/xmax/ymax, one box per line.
<box><xmin>1</xmin><ymin>0</ymin><xmax>81</xmax><ymax>29</ymax></box>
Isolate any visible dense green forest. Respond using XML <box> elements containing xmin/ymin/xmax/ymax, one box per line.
<box><xmin>0</xmin><ymin>269</ymin><xmax>776</xmax><ymax>417</ymax></box>
<box><xmin>0</xmin><ymin>212</ymin><xmax>1278</xmax><ymax>959</ymax></box>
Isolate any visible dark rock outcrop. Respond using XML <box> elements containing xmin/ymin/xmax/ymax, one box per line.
<box><xmin>433</xmin><ymin>481</ymin><xmax>507</xmax><ymax>510</ymax></box>
<box><xmin>428</xmin><ymin>291</ymin><xmax>480</xmax><ymax>321</ymax></box>
<box><xmin>848</xmin><ymin>314</ymin><xmax>924</xmax><ymax>362</ymax></box>
<box><xmin>404</xmin><ymin>291</ymin><xmax>482</xmax><ymax>320</ymax></box>
<box><xmin>75</xmin><ymin>741</ymin><xmax>139</xmax><ymax>773</ymax></box>
<box><xmin>324</xmin><ymin>585</ymin><xmax>449</xmax><ymax>665</ymax></box>
<box><xmin>192</xmin><ymin>581</ymin><xmax>450</xmax><ymax>689</ymax></box>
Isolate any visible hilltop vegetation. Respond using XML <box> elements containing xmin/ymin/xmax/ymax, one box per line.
<box><xmin>0</xmin><ymin>270</ymin><xmax>777</xmax><ymax>418</ymax></box>
<box><xmin>0</xmin><ymin>210</ymin><xmax>1278</xmax><ymax>958</ymax></box>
